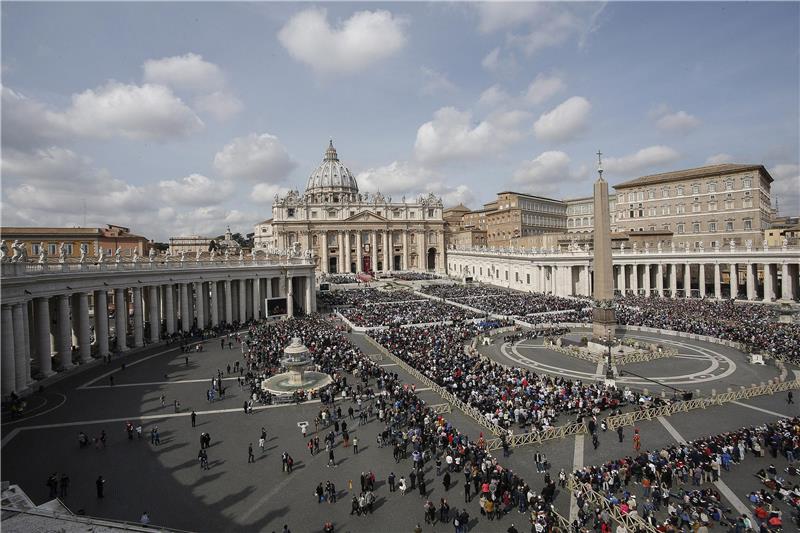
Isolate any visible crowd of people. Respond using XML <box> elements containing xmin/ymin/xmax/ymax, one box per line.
<box><xmin>318</xmin><ymin>288</ymin><xmax>425</xmax><ymax>308</ymax></box>
<box><xmin>324</xmin><ymin>274</ymin><xmax>360</xmax><ymax>285</ymax></box>
<box><xmin>370</xmin><ymin>323</ymin><xmax>622</xmax><ymax>432</ymax></box>
<box><xmin>572</xmin><ymin>416</ymin><xmax>800</xmax><ymax>531</ymax></box>
<box><xmin>392</xmin><ymin>272</ymin><xmax>441</xmax><ymax>281</ymax></box>
<box><xmin>340</xmin><ymin>300</ymin><xmax>482</xmax><ymax>328</ymax></box>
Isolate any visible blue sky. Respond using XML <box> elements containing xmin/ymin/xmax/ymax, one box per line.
<box><xmin>2</xmin><ymin>1</ymin><xmax>798</xmax><ymax>240</ymax></box>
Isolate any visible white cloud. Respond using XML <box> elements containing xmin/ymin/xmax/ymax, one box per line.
<box><xmin>436</xmin><ymin>184</ymin><xmax>474</xmax><ymax>207</ymax></box>
<box><xmin>476</xmin><ymin>3</ymin><xmax>604</xmax><ymax>57</ymax></box>
<box><xmin>770</xmin><ymin>164</ymin><xmax>800</xmax><ymax>213</ymax></box>
<box><xmin>143</xmin><ymin>53</ymin><xmax>225</xmax><ymax>92</ymax></box>
<box><xmin>1</xmin><ymin>86</ymin><xmax>59</xmax><ymax>149</ymax></box>
<box><xmin>1</xmin><ymin>146</ymin><xmax>101</xmax><ymax>185</ymax></box>
<box><xmin>603</xmin><ymin>145</ymin><xmax>681</xmax><ymax>175</ymax></box>
<box><xmin>420</xmin><ymin>67</ymin><xmax>456</xmax><ymax>95</ymax></box>
<box><xmin>278</xmin><ymin>8</ymin><xmax>407</xmax><ymax>74</ymax></box>
<box><xmin>213</xmin><ymin>133</ymin><xmax>296</xmax><ymax>182</ymax></box>
<box><xmin>655</xmin><ymin>110</ymin><xmax>701</xmax><ymax>133</ymax></box>
<box><xmin>705</xmin><ymin>153</ymin><xmax>733</xmax><ymax>165</ymax></box>
<box><xmin>533</xmin><ymin>96</ymin><xmax>591</xmax><ymax>143</ymax></box>
<box><xmin>194</xmin><ymin>91</ymin><xmax>243</xmax><ymax>121</ymax></box>
<box><xmin>250</xmin><ymin>183</ymin><xmax>291</xmax><ymax>203</ymax></box>
<box><xmin>480</xmin><ymin>47</ymin><xmax>517</xmax><ymax>73</ymax></box>
<box><xmin>356</xmin><ymin>160</ymin><xmax>473</xmax><ymax>207</ymax></box>
<box><xmin>478</xmin><ymin>85</ymin><xmax>509</xmax><ymax>108</ymax></box>
<box><xmin>512</xmin><ymin>150</ymin><xmax>586</xmax><ymax>194</ymax></box>
<box><xmin>524</xmin><ymin>73</ymin><xmax>565</xmax><ymax>105</ymax></box>
<box><xmin>158</xmin><ymin>174</ymin><xmax>234</xmax><ymax>206</ymax></box>
<box><xmin>414</xmin><ymin>107</ymin><xmax>530</xmax><ymax>164</ymax></box>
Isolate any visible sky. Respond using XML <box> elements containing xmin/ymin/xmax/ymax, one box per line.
<box><xmin>2</xmin><ymin>1</ymin><xmax>798</xmax><ymax>241</ymax></box>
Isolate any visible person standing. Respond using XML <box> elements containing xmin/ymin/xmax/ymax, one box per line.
<box><xmin>59</xmin><ymin>473</ymin><xmax>69</xmax><ymax>498</ymax></box>
<box><xmin>328</xmin><ymin>447</ymin><xmax>336</xmax><ymax>468</ymax></box>
<box><xmin>633</xmin><ymin>429</ymin><xmax>641</xmax><ymax>452</ymax></box>
<box><xmin>248</xmin><ymin>443</ymin><xmax>255</xmax><ymax>463</ymax></box>
<box><xmin>96</xmin><ymin>475</ymin><xmax>105</xmax><ymax>498</ymax></box>
<box><xmin>191</xmin><ymin>411</ymin><xmax>196</xmax><ymax>428</ymax></box>
<box><xmin>788</xmin><ymin>391</ymin><xmax>794</xmax><ymax>405</ymax></box>
<box><xmin>617</xmin><ymin>426</ymin><xmax>624</xmax><ymax>443</ymax></box>
<box><xmin>353</xmin><ymin>436</ymin><xmax>359</xmax><ymax>454</ymax></box>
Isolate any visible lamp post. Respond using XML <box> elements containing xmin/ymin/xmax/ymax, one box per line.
<box><xmin>606</xmin><ymin>337</ymin><xmax>614</xmax><ymax>380</ymax></box>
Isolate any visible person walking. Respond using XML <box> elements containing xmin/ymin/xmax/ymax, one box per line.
<box><xmin>191</xmin><ymin>411</ymin><xmax>196</xmax><ymax>428</ymax></box>
<box><xmin>248</xmin><ymin>443</ymin><xmax>255</xmax><ymax>463</ymax></box>
<box><xmin>327</xmin><ymin>447</ymin><xmax>336</xmax><ymax>468</ymax></box>
<box><xmin>353</xmin><ymin>436</ymin><xmax>359</xmax><ymax>454</ymax></box>
<box><xmin>788</xmin><ymin>391</ymin><xmax>794</xmax><ymax>404</ymax></box>
<box><xmin>96</xmin><ymin>475</ymin><xmax>105</xmax><ymax>498</ymax></box>
<box><xmin>633</xmin><ymin>429</ymin><xmax>641</xmax><ymax>452</ymax></box>
<box><xmin>617</xmin><ymin>426</ymin><xmax>624</xmax><ymax>443</ymax></box>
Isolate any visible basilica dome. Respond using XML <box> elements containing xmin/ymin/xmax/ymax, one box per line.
<box><xmin>305</xmin><ymin>140</ymin><xmax>359</xmax><ymax>195</ymax></box>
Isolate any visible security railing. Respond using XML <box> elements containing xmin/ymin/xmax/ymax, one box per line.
<box><xmin>567</xmin><ymin>476</ymin><xmax>658</xmax><ymax>533</ymax></box>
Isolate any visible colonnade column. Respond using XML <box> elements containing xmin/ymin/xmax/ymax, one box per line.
<box><xmin>344</xmin><ymin>232</ymin><xmax>352</xmax><ymax>274</ymax></box>
<box><xmin>114</xmin><ymin>289</ymin><xmax>128</xmax><ymax>352</ymax></box>
<box><xmin>746</xmin><ymin>263</ymin><xmax>756</xmax><ymax>300</ymax></box>
<box><xmin>714</xmin><ymin>264</ymin><xmax>722</xmax><ymax>299</ymax></box>
<box><xmin>209</xmin><ymin>282</ymin><xmax>219</xmax><ymax>327</ymax></box>
<box><xmin>1</xmin><ymin>305</ymin><xmax>15</xmax><ymax>395</ymax></box>
<box><xmin>584</xmin><ymin>265</ymin><xmax>591</xmax><ymax>296</ymax></box>
<box><xmin>179</xmin><ymin>283</ymin><xmax>190</xmax><ymax>332</ymax></box>
<box><xmin>34</xmin><ymin>298</ymin><xmax>54</xmax><ymax>376</ymax></box>
<box><xmin>539</xmin><ymin>266</ymin><xmax>546</xmax><ymax>293</ymax></box>
<box><xmin>12</xmin><ymin>303</ymin><xmax>29</xmax><ymax>391</ymax></box>
<box><xmin>657</xmin><ymin>264</ymin><xmax>664</xmax><ymax>296</ymax></box>
<box><xmin>224</xmin><ymin>281</ymin><xmax>233</xmax><ymax>324</ymax></box>
<box><xmin>132</xmin><ymin>287</ymin><xmax>144</xmax><ymax>347</ymax></box>
<box><xmin>320</xmin><ymin>231</ymin><xmax>329</xmax><ymax>274</ymax></box>
<box><xmin>669</xmin><ymin>264</ymin><xmax>678</xmax><ymax>298</ymax></box>
<box><xmin>763</xmin><ymin>264</ymin><xmax>775</xmax><ymax>302</ymax></box>
<box><xmin>730</xmin><ymin>263</ymin><xmax>738</xmax><ymax>299</ymax></box>
<box><xmin>148</xmin><ymin>286</ymin><xmax>160</xmax><ymax>342</ymax></box>
<box><xmin>383</xmin><ymin>231</ymin><xmax>390</xmax><ymax>272</ymax></box>
<box><xmin>76</xmin><ymin>292</ymin><xmax>92</xmax><ymax>360</ymax></box>
<box><xmin>252</xmin><ymin>279</ymin><xmax>261</xmax><ymax>320</ymax></box>
<box><xmin>698</xmin><ymin>264</ymin><xmax>706</xmax><ymax>298</ymax></box>
<box><xmin>782</xmin><ymin>263</ymin><xmax>794</xmax><ymax>301</ymax></box>
<box><xmin>683</xmin><ymin>262</ymin><xmax>692</xmax><ymax>298</ymax></box>
<box><xmin>630</xmin><ymin>264</ymin><xmax>639</xmax><ymax>295</ymax></box>
<box><xmin>164</xmin><ymin>285</ymin><xmax>175</xmax><ymax>335</ymax></box>
<box><xmin>238</xmin><ymin>279</ymin><xmax>247</xmax><ymax>321</ymax></box>
<box><xmin>617</xmin><ymin>265</ymin><xmax>626</xmax><ymax>295</ymax></box>
<box><xmin>305</xmin><ymin>275</ymin><xmax>313</xmax><ymax>314</ymax></box>
<box><xmin>286</xmin><ymin>275</ymin><xmax>294</xmax><ymax>318</ymax></box>
<box><xmin>94</xmin><ymin>290</ymin><xmax>109</xmax><ymax>359</ymax></box>
<box><xmin>643</xmin><ymin>264</ymin><xmax>651</xmax><ymax>296</ymax></box>
<box><xmin>55</xmin><ymin>294</ymin><xmax>73</xmax><ymax>368</ymax></box>
<box><xmin>194</xmin><ymin>282</ymin><xmax>204</xmax><ymax>330</ymax></box>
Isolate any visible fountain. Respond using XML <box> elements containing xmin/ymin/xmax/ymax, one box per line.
<box><xmin>261</xmin><ymin>337</ymin><xmax>333</xmax><ymax>395</ymax></box>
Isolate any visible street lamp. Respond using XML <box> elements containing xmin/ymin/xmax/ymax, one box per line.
<box><xmin>606</xmin><ymin>336</ymin><xmax>614</xmax><ymax>380</ymax></box>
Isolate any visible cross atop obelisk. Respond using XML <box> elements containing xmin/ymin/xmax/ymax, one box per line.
<box><xmin>592</xmin><ymin>149</ymin><xmax>616</xmax><ymax>344</ymax></box>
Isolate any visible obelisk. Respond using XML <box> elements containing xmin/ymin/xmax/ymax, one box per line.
<box><xmin>592</xmin><ymin>150</ymin><xmax>616</xmax><ymax>344</ymax></box>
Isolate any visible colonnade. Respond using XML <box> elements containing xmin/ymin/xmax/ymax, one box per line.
<box><xmin>448</xmin><ymin>248</ymin><xmax>800</xmax><ymax>302</ymax></box>
<box><xmin>1</xmin><ymin>264</ymin><xmax>316</xmax><ymax>397</ymax></box>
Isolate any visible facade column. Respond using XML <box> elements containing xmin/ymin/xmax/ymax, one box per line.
<box><xmin>209</xmin><ymin>282</ymin><xmax>219</xmax><ymax>326</ymax></box>
<box><xmin>114</xmin><ymin>289</ymin><xmax>128</xmax><ymax>352</ymax></box>
<box><xmin>164</xmin><ymin>285</ymin><xmax>175</xmax><ymax>335</ymax></box>
<box><xmin>2</xmin><ymin>305</ymin><xmax>16</xmax><ymax>395</ymax></box>
<box><xmin>630</xmin><ymin>264</ymin><xmax>639</xmax><ymax>295</ymax></box>
<box><xmin>643</xmin><ymin>264</ymin><xmax>651</xmax><ymax>296</ymax></box>
<box><xmin>584</xmin><ymin>265</ymin><xmax>591</xmax><ymax>296</ymax></box>
<box><xmin>683</xmin><ymin>262</ymin><xmax>692</xmax><ymax>298</ymax></box>
<box><xmin>94</xmin><ymin>291</ymin><xmax>109</xmax><ymax>359</ymax></box>
<box><xmin>34</xmin><ymin>298</ymin><xmax>54</xmax><ymax>376</ymax></box>
<box><xmin>12</xmin><ymin>303</ymin><xmax>28</xmax><ymax>392</ymax></box>
<box><xmin>383</xmin><ymin>231</ymin><xmax>390</xmax><ymax>272</ymax></box>
<box><xmin>148</xmin><ymin>286</ymin><xmax>160</xmax><ymax>342</ymax></box>
<box><xmin>618</xmin><ymin>265</ymin><xmax>626</xmax><ymax>295</ymax></box>
<box><xmin>286</xmin><ymin>275</ymin><xmax>294</xmax><ymax>318</ymax></box>
<box><xmin>714</xmin><ymin>263</ymin><xmax>722</xmax><ymax>299</ymax></box>
<box><xmin>371</xmin><ymin>230</ymin><xmax>378</xmax><ymax>273</ymax></box>
<box><xmin>239</xmin><ymin>279</ymin><xmax>247</xmax><ymax>321</ymax></box>
<box><xmin>76</xmin><ymin>292</ymin><xmax>91</xmax><ymax>361</ymax></box>
<box><xmin>746</xmin><ymin>263</ymin><xmax>756</xmax><ymax>300</ymax></box>
<box><xmin>305</xmin><ymin>275</ymin><xmax>313</xmax><ymax>314</ymax></box>
<box><xmin>698</xmin><ymin>263</ymin><xmax>706</xmax><ymax>298</ymax></box>
<box><xmin>418</xmin><ymin>231</ymin><xmax>426</xmax><ymax>271</ymax></box>
<box><xmin>132</xmin><ymin>287</ymin><xmax>144</xmax><ymax>347</ymax></box>
<box><xmin>355</xmin><ymin>231</ymin><xmax>363</xmax><ymax>272</ymax></box>
<box><xmin>782</xmin><ymin>263</ymin><xmax>793</xmax><ymax>301</ymax></box>
<box><xmin>539</xmin><ymin>265</ymin><xmax>546</xmax><ymax>293</ymax></box>
<box><xmin>344</xmin><ymin>232</ymin><xmax>352</xmax><ymax>273</ymax></box>
<box><xmin>402</xmin><ymin>231</ymin><xmax>410</xmax><ymax>270</ymax></box>
<box><xmin>669</xmin><ymin>264</ymin><xmax>678</xmax><ymax>298</ymax></box>
<box><xmin>657</xmin><ymin>263</ymin><xmax>664</xmax><ymax>296</ymax></box>
<box><xmin>730</xmin><ymin>263</ymin><xmax>738</xmax><ymax>299</ymax></box>
<box><xmin>763</xmin><ymin>263</ymin><xmax>775</xmax><ymax>302</ymax></box>
<box><xmin>55</xmin><ymin>294</ymin><xmax>74</xmax><ymax>368</ymax></box>
<box><xmin>179</xmin><ymin>283</ymin><xmax>190</xmax><ymax>332</ymax></box>
<box><xmin>224</xmin><ymin>280</ymin><xmax>233</xmax><ymax>324</ymax></box>
<box><xmin>336</xmin><ymin>232</ymin><xmax>344</xmax><ymax>273</ymax></box>
<box><xmin>564</xmin><ymin>265</ymin><xmax>574</xmax><ymax>296</ymax></box>
<box><xmin>321</xmin><ymin>231</ymin><xmax>329</xmax><ymax>274</ymax></box>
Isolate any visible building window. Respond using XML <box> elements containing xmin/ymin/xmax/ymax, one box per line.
<box><xmin>427</xmin><ymin>208</ymin><xmax>434</xmax><ymax>217</ymax></box>
<box><xmin>526</xmin><ymin>273</ymin><xmax>530</xmax><ymax>284</ymax></box>
<box><xmin>311</xmin><ymin>211</ymin><xmax>318</xmax><ymax>218</ymax></box>
<box><xmin>725</xmin><ymin>200</ymin><xmax>734</xmax><ymax>210</ymax></box>
<box><xmin>65</xmin><ymin>244</ymin><xmax>73</xmax><ymax>254</ymax></box>
<box><xmin>677</xmin><ymin>186</ymin><xmax>684</xmax><ymax>196</ymax></box>
<box><xmin>515</xmin><ymin>272</ymin><xmax>519</xmax><ymax>282</ymax></box>
<box><xmin>31</xmin><ymin>243</ymin><xmax>41</xmax><ymax>255</ymax></box>
<box><xmin>287</xmin><ymin>208</ymin><xmax>295</xmax><ymax>218</ymax></box>
<box><xmin>725</xmin><ymin>221</ymin><xmax>734</xmax><ymax>232</ymax></box>
<box><xmin>743</xmin><ymin>198</ymin><xmax>753</xmax><ymax>208</ymax></box>
<box><xmin>743</xmin><ymin>178</ymin><xmax>752</xmax><ymax>188</ymax></box>
<box><xmin>708</xmin><ymin>202</ymin><xmax>717</xmax><ymax>211</ymax></box>
<box><xmin>676</xmin><ymin>204</ymin><xmax>685</xmax><ymax>214</ymax></box>
<box><xmin>692</xmin><ymin>185</ymin><xmax>700</xmax><ymax>194</ymax></box>
<box><xmin>744</xmin><ymin>219</ymin><xmax>752</xmax><ymax>230</ymax></box>
<box><xmin>709</xmin><ymin>222</ymin><xmax>717</xmax><ymax>232</ymax></box>
<box><xmin>708</xmin><ymin>183</ymin><xmax>717</xmax><ymax>193</ymax></box>
<box><xmin>505</xmin><ymin>271</ymin><xmax>508</xmax><ymax>280</ymax></box>
<box><xmin>409</xmin><ymin>212</ymin><xmax>415</xmax><ymax>219</ymax></box>
<box><xmin>661</xmin><ymin>187</ymin><xmax>669</xmax><ymax>198</ymax></box>
<box><xmin>677</xmin><ymin>223</ymin><xmax>685</xmax><ymax>234</ymax></box>
<box><xmin>48</xmin><ymin>243</ymin><xmax>57</xmax><ymax>255</ymax></box>
<box><xmin>725</xmin><ymin>180</ymin><xmax>733</xmax><ymax>191</ymax></box>
<box><xmin>692</xmin><ymin>223</ymin><xmax>700</xmax><ymax>233</ymax></box>
<box><xmin>661</xmin><ymin>206</ymin><xmax>670</xmax><ymax>215</ymax></box>
<box><xmin>648</xmin><ymin>190</ymin><xmax>655</xmax><ymax>199</ymax></box>
<box><xmin>648</xmin><ymin>207</ymin><xmax>656</xmax><ymax>216</ymax></box>
<box><xmin>692</xmin><ymin>203</ymin><xmax>701</xmax><ymax>213</ymax></box>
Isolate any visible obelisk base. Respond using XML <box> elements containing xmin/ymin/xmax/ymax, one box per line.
<box><xmin>591</xmin><ymin>307</ymin><xmax>617</xmax><ymax>343</ymax></box>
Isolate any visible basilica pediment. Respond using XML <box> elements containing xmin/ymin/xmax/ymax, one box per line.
<box><xmin>344</xmin><ymin>210</ymin><xmax>389</xmax><ymax>223</ymax></box>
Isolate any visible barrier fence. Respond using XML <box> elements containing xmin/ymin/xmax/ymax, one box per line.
<box><xmin>567</xmin><ymin>476</ymin><xmax>658</xmax><ymax>533</ymax></box>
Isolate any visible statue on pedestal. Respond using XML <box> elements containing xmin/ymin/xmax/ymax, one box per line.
<box><xmin>782</xmin><ymin>237</ymin><xmax>789</xmax><ymax>251</ymax></box>
<box><xmin>11</xmin><ymin>240</ymin><xmax>27</xmax><ymax>263</ymax></box>
<box><xmin>148</xmin><ymin>248</ymin><xmax>156</xmax><ymax>262</ymax></box>
<box><xmin>114</xmin><ymin>247</ymin><xmax>122</xmax><ymax>263</ymax></box>
<box><xmin>745</xmin><ymin>239</ymin><xmax>753</xmax><ymax>252</ymax></box>
<box><xmin>0</xmin><ymin>241</ymin><xmax>8</xmax><ymax>263</ymax></box>
<box><xmin>58</xmin><ymin>242</ymin><xmax>68</xmax><ymax>264</ymax></box>
<box><xmin>132</xmin><ymin>249</ymin><xmax>139</xmax><ymax>263</ymax></box>
<box><xmin>179</xmin><ymin>251</ymin><xmax>186</xmax><ymax>263</ymax></box>
<box><xmin>97</xmin><ymin>247</ymin><xmax>106</xmax><ymax>264</ymax></box>
<box><xmin>195</xmin><ymin>250</ymin><xmax>203</xmax><ymax>262</ymax></box>
<box><xmin>762</xmin><ymin>239</ymin><xmax>769</xmax><ymax>252</ymax></box>
<box><xmin>79</xmin><ymin>243</ymin><xmax>88</xmax><ymax>264</ymax></box>
<box><xmin>38</xmin><ymin>242</ymin><xmax>48</xmax><ymax>264</ymax></box>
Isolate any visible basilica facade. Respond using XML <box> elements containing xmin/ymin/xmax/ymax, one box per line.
<box><xmin>254</xmin><ymin>141</ymin><xmax>446</xmax><ymax>274</ymax></box>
